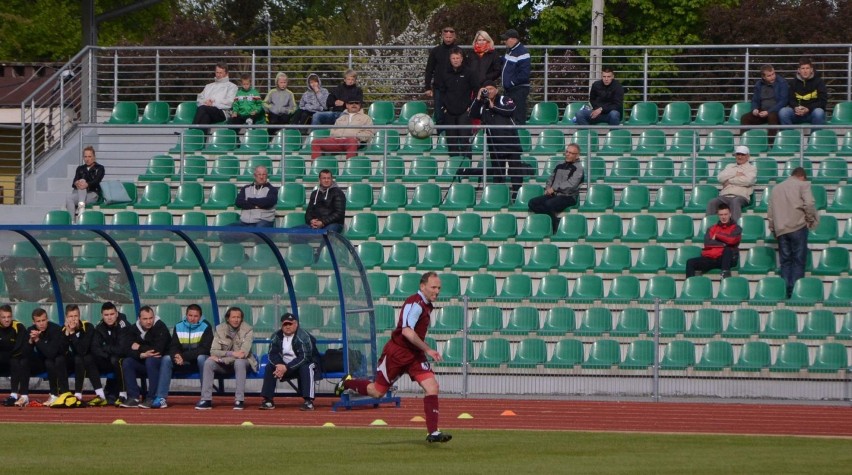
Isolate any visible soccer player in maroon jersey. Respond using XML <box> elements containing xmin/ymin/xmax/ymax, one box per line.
<box><xmin>336</xmin><ymin>272</ymin><xmax>451</xmax><ymax>443</ymax></box>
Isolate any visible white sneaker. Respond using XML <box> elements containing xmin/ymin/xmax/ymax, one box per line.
<box><xmin>14</xmin><ymin>395</ymin><xmax>29</xmax><ymax>407</ymax></box>
<box><xmin>45</xmin><ymin>394</ymin><xmax>58</xmax><ymax>405</ymax></box>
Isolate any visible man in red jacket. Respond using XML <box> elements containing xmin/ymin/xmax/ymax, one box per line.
<box><xmin>686</xmin><ymin>203</ymin><xmax>742</xmax><ymax>279</ymax></box>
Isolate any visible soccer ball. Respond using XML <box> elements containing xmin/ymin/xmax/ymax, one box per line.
<box><xmin>407</xmin><ymin>113</ymin><xmax>434</xmax><ymax>139</ymax></box>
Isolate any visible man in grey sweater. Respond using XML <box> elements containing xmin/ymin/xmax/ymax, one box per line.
<box><xmin>528</xmin><ymin>143</ymin><xmax>584</xmax><ymax>232</ymax></box>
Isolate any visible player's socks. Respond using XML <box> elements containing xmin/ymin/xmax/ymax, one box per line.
<box><xmin>424</xmin><ymin>394</ymin><xmax>439</xmax><ymax>433</ymax></box>
<box><xmin>344</xmin><ymin>379</ymin><xmax>370</xmax><ymax>395</ymax></box>
<box><xmin>95</xmin><ymin>388</ymin><xmax>105</xmax><ymax>399</ymax></box>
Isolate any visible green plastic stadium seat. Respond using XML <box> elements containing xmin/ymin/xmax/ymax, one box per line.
<box><xmin>674</xmin><ymin>156</ymin><xmax>709</xmax><ymax>184</ymax></box>
<box><xmin>393</xmin><ymin>101</ymin><xmax>427</xmax><ymax>125</ymax></box>
<box><xmin>829</xmin><ymin>101</ymin><xmax>852</xmax><ymax>124</ymax></box>
<box><xmin>208</xmin><ymin>242</ymin><xmax>246</xmax><ymax>270</ymax></box>
<box><xmin>657</xmin><ymin>214</ymin><xmax>694</xmax><ymax>243</ymax></box>
<box><xmin>731</xmin><ymin>341</ymin><xmax>771</xmax><ymax>372</ymax></box>
<box><xmin>464</xmin><ymin>274</ymin><xmax>497</xmax><ymax>300</ymax></box>
<box><xmin>607</xmin><ymin>156</ymin><xmax>640</xmax><ymax>183</ymax></box>
<box><xmin>586</xmin><ymin>214</ymin><xmax>622</xmax><ymax>242</ymax></box>
<box><xmin>507</xmin><ymin>338</ymin><xmax>547</xmax><ymax>368</ymax></box>
<box><xmin>659</xmin><ymin>102</ymin><xmax>691</xmax><ymax>126</ymax></box>
<box><xmin>447</xmin><ymin>213</ymin><xmax>483</xmax><ymax>240</ymax></box>
<box><xmin>552</xmin><ymin>213</ymin><xmax>587</xmax><ymax>242</ymax></box>
<box><xmin>739</xmin><ymin>215</ymin><xmax>767</xmax><ymax>243</ymax></box>
<box><xmin>803</xmin><ymin>129</ymin><xmax>837</xmax><ymax>156</ymax></box>
<box><xmin>675</xmin><ymin>276</ymin><xmax>713</xmax><ymax>304</ymax></box>
<box><xmin>559</xmin><ymin>244</ymin><xmax>596</xmax><ymax>272</ymax></box>
<box><xmin>468</xmin><ymin>306</ymin><xmax>502</xmax><ymax>335</ymax></box>
<box><xmin>365</xmin><ymin>131</ymin><xmax>401</xmax><ymax>157</ymax></box>
<box><xmin>581</xmin><ymin>339</ymin><xmax>621</xmax><ymax>368</ymax></box>
<box><xmin>839</xmin><ymin>312</ymin><xmax>852</xmax><ymax>340</ymax></box>
<box><xmin>770</xmin><ymin>341</ymin><xmax>809</xmax><ymax>372</ymax></box>
<box><xmin>722</xmin><ymin>308</ymin><xmax>760</xmax><ymax>338</ymax></box>
<box><xmin>234</xmin><ymin>128</ymin><xmax>270</xmax><ymax>154</ymax></box>
<box><xmin>139</xmin><ymin>155</ymin><xmax>175</xmax><ymax>181</ymax></box>
<box><xmin>524</xmin><ymin>243</ymin><xmax>560</xmax><ymax>272</ymax></box>
<box><xmin>726</xmin><ymin>102</ymin><xmax>752</xmax><ymax>125</ymax></box>
<box><xmin>595</xmin><ymin>245</ymin><xmax>631</xmax><ymax>273</ymax></box>
<box><xmin>639</xmin><ymin>156</ymin><xmax>675</xmax><ymax>183</ymax></box>
<box><xmin>829</xmin><ymin>186</ymin><xmax>852</xmax><ymax>213</ymax></box>
<box><xmin>76</xmin><ymin>209</ymin><xmax>105</xmax><ymax>226</ymax></box>
<box><xmin>367</xmin><ymin>101</ymin><xmax>394</xmax><ymax>125</ymax></box>
<box><xmin>739</xmin><ymin>246</ymin><xmax>776</xmax><ymax>274</ymax></box>
<box><xmin>169</xmin><ymin>182</ymin><xmax>203</xmax><ymax>210</ymax></box>
<box><xmin>452</xmin><ymin>243</ymin><xmax>489</xmax><ymax>271</ymax></box>
<box><xmin>243</xmin><ymin>244</ymin><xmax>281</xmax><ymax>270</ymax></box>
<box><xmin>826</xmin><ymin>279</ymin><xmax>852</xmax><ymax>307</ymax></box>
<box><xmin>144</xmin><ymin>271</ymin><xmax>180</xmax><ymax>298</ymax></box>
<box><xmin>545</xmin><ymin>338</ymin><xmax>583</xmax><ymax>368</ymax></box>
<box><xmin>432</xmin><ymin>306</ymin><xmax>464</xmax><ymax>334</ymax></box>
<box><xmin>407</xmin><ymin>183</ymin><xmax>441</xmax><ymax>211</ymax></box>
<box><xmin>205</xmin><ymin>155</ymin><xmax>239</xmax><ymax>182</ymax></box>
<box><xmin>787</xmin><ymin>277</ymin><xmax>824</xmax><ymax>306</ymax></box>
<box><xmin>268</xmin><ymin>128</ymin><xmax>302</xmax><ymax>154</ymax></box>
<box><xmin>771</xmin><ymin>130</ymin><xmax>806</xmax><ymax>157</ymax></box>
<box><xmin>139</xmin><ymin>242</ymin><xmax>177</xmax><ymax>269</ymax></box>
<box><xmin>307</xmin><ymin>156</ymin><xmax>338</xmax><ymax>179</ymax></box>
<box><xmin>812</xmin><ymin>247</ymin><xmax>849</xmax><ymax>275</ymax></box>
<box><xmin>599</xmin><ymin>129</ymin><xmax>633</xmax><ymax>157</ymax></box>
<box><xmin>604</xmin><ymin>275</ymin><xmax>640</xmax><ymax>303</ymax></box>
<box><xmin>43</xmin><ymin>209</ymin><xmax>72</xmax><ymax>226</ymax></box>
<box><xmin>212</xmin><ymin>212</ymin><xmax>240</xmax><ymax>227</ymax></box>
<box><xmin>630</xmin><ymin>246</ymin><xmax>667</xmax><ymax>274</ymax></box>
<box><xmin>657</xmin><ymin>308</ymin><xmax>685</xmax><ymax>337</ymax></box>
<box><xmin>841</xmin><ymin>218</ymin><xmax>852</xmax><ymax>244</ymax></box>
<box><xmin>199</xmin><ymin>183</ymin><xmax>236</xmax><ymax>211</ymax></box>
<box><xmin>623</xmin><ymin>215</ymin><xmax>658</xmax><ymax>242</ymax></box>
<box><xmin>502</xmin><ymin>307</ymin><xmax>540</xmax><ymax>335</ymax></box>
<box><xmin>691</xmin><ymin>101</ymin><xmax>724</xmax><ymax>126</ymax></box>
<box><xmin>750</xmin><ymin>276</ymin><xmax>787</xmax><ymax>305</ymax></box>
<box><xmin>667</xmin><ymin>245</ymin><xmax>701</xmax><ymax>274</ymax></box>
<box><xmin>403</xmin><ymin>156</ymin><xmax>437</xmax><ymax>181</ymax></box>
<box><xmin>715</xmin><ymin>276</ymin><xmax>751</xmax><ymax>304</ymax></box>
<box><xmin>202</xmin><ymin>129</ymin><xmax>238</xmax><ymax>154</ymax></box>
<box><xmin>372</xmin><ymin>183</ymin><xmax>408</xmax><ymax>211</ymax></box>
<box><xmin>516</xmin><ymin>214</ymin><xmax>553</xmax><ymax>241</ymax></box>
<box><xmin>276</xmin><ymin>183</ymin><xmax>306</xmax><ymax>211</ymax></box>
<box><xmin>439</xmin><ymin>337</ymin><xmax>473</xmax><ymax>367</ymax></box>
<box><xmin>382</xmin><ymin>241</ymin><xmax>419</xmax><ymax>270</ymax></box>
<box><xmin>584</xmin><ymin>155</ymin><xmax>606</xmax><ymax>183</ymax></box>
<box><xmin>419</xmin><ymin>242</ymin><xmax>454</xmax><ymax>271</ymax></box>
<box><xmin>649</xmin><ymin>185</ymin><xmax>685</xmax><ymax>212</ymax></box>
<box><xmin>561</xmin><ymin>102</ymin><xmax>587</xmax><ymax>124</ymax></box>
<box><xmin>761</xmin><ymin>309</ymin><xmax>799</xmax><ymax>339</ymax></box>
<box><xmin>695</xmin><ymin>341</ymin><xmax>733</xmax><ymax>371</ymax></box>
<box><xmin>666</xmin><ymin>129</ymin><xmax>699</xmax><ymax>157</ymax></box>
<box><xmin>535</xmin><ymin>274</ymin><xmax>569</xmax><ymax>300</ymax></box>
<box><xmin>570</xmin><ymin>275</ymin><xmax>604</xmax><ymax>304</ymax></box>
<box><xmin>660</xmin><ymin>340</ymin><xmax>695</xmax><ymax>370</ymax></box>
<box><xmin>241</xmin><ymin>156</ymin><xmax>274</xmax><ymax>181</ymax></box>
<box><xmin>481</xmin><ymin>213</ymin><xmax>517</xmax><ymax>242</ymax></box>
<box><xmin>529</xmin><ymin>129</ymin><xmax>565</xmax><ymax>156</ymax></box>
<box><xmin>798</xmin><ymin>309</ymin><xmax>837</xmax><ymax>340</ymax></box>
<box><xmin>625</xmin><ymin>102</ymin><xmax>659</xmax><ymax>126</ymax></box>
<box><xmin>376</xmin><ymin>212</ymin><xmax>413</xmax><ymax>241</ymax></box>
<box><xmin>275</xmin><ymin>155</ymin><xmax>307</xmax><ymax>183</ymax></box>
<box><xmin>340</xmin><ymin>156</ymin><xmax>372</xmax><ymax>182</ymax></box>
<box><xmin>751</xmin><ymin>156</ymin><xmax>778</xmax><ymax>185</ymax></box>
<box><xmin>527</xmin><ymin>102</ymin><xmax>559</xmax><ymax>125</ymax></box>
<box><xmin>170</xmin><ymin>102</ymin><xmax>197</xmax><ymax>124</ymax></box>
<box><xmin>345</xmin><ymin>183</ymin><xmax>373</xmax><ymax>211</ymax></box>
<box><xmin>571</xmin><ymin>128</ymin><xmax>600</xmax><ymax>153</ymax></box>
<box><xmin>739</xmin><ymin>128</ymin><xmax>769</xmax><ymax>154</ymax></box>
<box><xmin>249</xmin><ymin>272</ymin><xmax>286</xmax><ymax>300</ymax></box>
<box><xmin>145</xmin><ymin>210</ymin><xmax>173</xmax><ymax>226</ymax></box>
<box><xmin>440</xmin><ymin>183</ymin><xmax>476</xmax><ymax>211</ymax></box>
<box><xmin>814</xmin><ymin>157</ymin><xmax>848</xmax><ymax>185</ymax></box>
<box><xmin>135</xmin><ymin>182</ymin><xmax>171</xmax><ymax>209</ymax></box>
<box><xmin>538</xmin><ymin>308</ymin><xmax>575</xmax><ymax>336</ymax></box>
<box><xmin>808</xmin><ymin>215</ymin><xmax>837</xmax><ymax>244</ymax></box>
<box><xmin>685</xmin><ymin>308</ymin><xmax>723</xmax><ymax>338</ymax></box>
<box><xmin>411</xmin><ymin>212</ymin><xmax>448</xmax><ymax>240</ymax></box>
<box><xmin>435</xmin><ymin>273</ymin><xmax>460</xmax><ymax>300</ymax></box>
<box><xmin>574</xmin><ymin>307</ymin><xmax>612</xmax><ymax>336</ymax></box>
<box><xmin>216</xmin><ymin>272</ymin><xmax>250</xmax><ymax>299</ymax></box>
<box><xmin>388</xmin><ymin>273</ymin><xmax>421</xmax><ymax>300</ymax></box>
<box><xmin>619</xmin><ymin>340</ymin><xmax>656</xmax><ymax>370</ymax></box>
<box><xmin>640</xmin><ymin>275</ymin><xmax>676</xmax><ymax>304</ymax></box>
<box><xmin>499</xmin><ymin>274</ymin><xmax>533</xmax><ymax>299</ymax></box>
<box><xmin>683</xmin><ymin>184</ymin><xmax>719</xmax><ymax>213</ymax></box>
<box><xmin>611</xmin><ymin>307</ymin><xmax>649</xmax><ymax>336</ymax></box>
<box><xmin>398</xmin><ymin>134</ymin><xmax>432</xmax><ymax>155</ymax></box>
<box><xmin>105</xmin><ymin>101</ymin><xmax>138</xmax><ymax>124</ymax></box>
<box><xmin>173</xmin><ymin>156</ymin><xmax>207</xmax><ymax>181</ymax></box>
<box><xmin>810</xmin><ymin>342</ymin><xmax>849</xmax><ymax>373</ymax></box>
<box><xmin>173</xmin><ymin>242</ymin><xmax>210</xmax><ymax>270</ymax></box>
<box><xmin>474</xmin><ymin>184</ymin><xmax>511</xmax><ymax>211</ymax></box>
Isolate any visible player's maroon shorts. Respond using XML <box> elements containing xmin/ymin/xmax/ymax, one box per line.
<box><xmin>373</xmin><ymin>339</ymin><xmax>434</xmax><ymax>394</ymax></box>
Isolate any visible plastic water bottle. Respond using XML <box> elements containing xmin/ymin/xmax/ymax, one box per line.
<box><xmin>246</xmin><ymin>118</ymin><xmax>253</xmax><ymax>126</ymax></box>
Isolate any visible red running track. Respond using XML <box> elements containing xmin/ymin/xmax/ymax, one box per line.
<box><xmin>2</xmin><ymin>396</ymin><xmax>851</xmax><ymax>437</ymax></box>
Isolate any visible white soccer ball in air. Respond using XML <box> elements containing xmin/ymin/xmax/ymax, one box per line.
<box><xmin>407</xmin><ymin>113</ymin><xmax>434</xmax><ymax>139</ymax></box>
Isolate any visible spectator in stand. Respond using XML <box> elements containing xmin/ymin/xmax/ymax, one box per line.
<box><xmin>291</xmin><ymin>169</ymin><xmax>347</xmax><ymax>260</ymax></box>
<box><xmin>574</xmin><ymin>67</ymin><xmax>624</xmax><ymax>126</ymax></box>
<box><xmin>311</xmin><ymin>69</ymin><xmax>363</xmax><ymax>126</ymax></box>
<box><xmin>528</xmin><ymin>144</ymin><xmax>584</xmax><ymax>232</ymax></box>
<box><xmin>424</xmin><ymin>26</ymin><xmax>458</xmax><ymax>124</ymax></box>
<box><xmin>500</xmin><ymin>29</ymin><xmax>531</xmax><ymax>125</ymax></box>
<box><xmin>740</xmin><ymin>64</ymin><xmax>789</xmax><ymax>143</ymax></box>
<box><xmin>65</xmin><ymin>146</ymin><xmax>105</xmax><ymax>221</ymax></box>
<box><xmin>705</xmin><ymin>145</ymin><xmax>756</xmax><ymax>223</ymax></box>
<box><xmin>779</xmin><ymin>57</ymin><xmax>828</xmax><ymax>126</ymax></box>
<box><xmin>145</xmin><ymin>304</ymin><xmax>213</xmax><ymax>409</ymax></box>
<box><xmin>768</xmin><ymin>167</ymin><xmax>820</xmax><ymax>298</ymax></box>
<box><xmin>28</xmin><ymin>307</ymin><xmax>72</xmax><ymax>407</ymax></box>
<box><xmin>263</xmin><ymin>72</ymin><xmax>296</xmax><ymax>129</ymax></box>
<box><xmin>259</xmin><ymin>313</ymin><xmax>322</xmax><ymax>411</ymax></box>
<box><xmin>234</xmin><ymin>165</ymin><xmax>278</xmax><ymax>228</ymax></box>
<box><xmin>0</xmin><ymin>304</ymin><xmax>32</xmax><ymax>408</ymax></box>
<box><xmin>229</xmin><ymin>73</ymin><xmax>263</xmax><ymax>126</ymax></box>
<box><xmin>196</xmin><ymin>307</ymin><xmax>258</xmax><ymax>410</ymax></box>
<box><xmin>119</xmin><ymin>305</ymin><xmax>170</xmax><ymax>408</ymax></box>
<box><xmin>686</xmin><ymin>203</ymin><xmax>742</xmax><ymax>279</ymax></box>
<box><xmin>62</xmin><ymin>304</ymin><xmax>108</xmax><ymax>406</ymax></box>
<box><xmin>310</xmin><ymin>99</ymin><xmax>373</xmax><ymax>160</ymax></box>
<box><xmin>441</xmin><ymin>48</ymin><xmax>478</xmax><ymax>160</ymax></box>
<box><xmin>468</xmin><ymin>30</ymin><xmax>501</xmax><ymax>89</ymax></box>
<box><xmin>193</xmin><ymin>62</ymin><xmax>238</xmax><ymax>130</ymax></box>
<box><xmin>91</xmin><ymin>301</ymin><xmax>130</xmax><ymax>406</ymax></box>
<box><xmin>469</xmin><ymin>80</ymin><xmax>525</xmax><ymax>199</ymax></box>
<box><xmin>291</xmin><ymin>73</ymin><xmax>329</xmax><ymax>127</ymax></box>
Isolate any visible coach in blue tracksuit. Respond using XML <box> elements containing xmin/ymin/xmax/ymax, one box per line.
<box><xmin>500</xmin><ymin>29</ymin><xmax>531</xmax><ymax>125</ymax></box>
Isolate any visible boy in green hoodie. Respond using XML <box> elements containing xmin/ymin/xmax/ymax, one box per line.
<box><xmin>229</xmin><ymin>73</ymin><xmax>264</xmax><ymax>125</ymax></box>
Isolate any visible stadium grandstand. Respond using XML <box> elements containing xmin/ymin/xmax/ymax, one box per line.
<box><xmin>0</xmin><ymin>44</ymin><xmax>849</xmax><ymax>403</ymax></box>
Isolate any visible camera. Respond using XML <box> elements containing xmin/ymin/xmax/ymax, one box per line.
<box><xmin>479</xmin><ymin>88</ymin><xmax>489</xmax><ymax>101</ymax></box>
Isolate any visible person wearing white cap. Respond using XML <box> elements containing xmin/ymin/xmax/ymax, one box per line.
<box><xmin>705</xmin><ymin>145</ymin><xmax>756</xmax><ymax>223</ymax></box>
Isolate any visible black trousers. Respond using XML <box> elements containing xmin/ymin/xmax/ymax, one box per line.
<box><xmin>193</xmin><ymin>105</ymin><xmax>226</xmax><ymax>125</ymax></box>
<box><xmin>32</xmin><ymin>353</ymin><xmax>69</xmax><ymax>395</ymax></box>
<box><xmin>260</xmin><ymin>362</ymin><xmax>317</xmax><ymax>401</ymax></box>
<box><xmin>72</xmin><ymin>354</ymin><xmax>104</xmax><ymax>392</ymax></box>
<box><xmin>685</xmin><ymin>247</ymin><xmax>738</xmax><ymax>278</ymax></box>
<box><xmin>441</xmin><ymin>112</ymin><xmax>472</xmax><ymax>158</ymax></box>
<box><xmin>0</xmin><ymin>352</ymin><xmax>31</xmax><ymax>395</ymax></box>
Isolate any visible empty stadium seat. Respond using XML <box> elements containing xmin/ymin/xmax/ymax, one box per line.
<box><xmin>169</xmin><ymin>182</ymin><xmax>204</xmax><ymax>210</ymax></box>
<box><xmin>675</xmin><ymin>276</ymin><xmax>712</xmax><ymax>304</ymax></box>
<box><xmin>452</xmin><ymin>243</ymin><xmax>489</xmax><ymax>271</ymax></box>
<box><xmin>639</xmin><ymin>156</ymin><xmax>675</xmax><ymax>183</ymax></box>
<box><xmin>625</xmin><ymin>102</ymin><xmax>658</xmax><ymax>126</ymax></box>
<box><xmin>619</xmin><ymin>340</ymin><xmax>656</xmax><ymax>369</ymax></box>
<box><xmin>524</xmin><ymin>243</ymin><xmax>560</xmax><ymax>272</ymax></box>
<box><xmin>599</xmin><ymin>129</ymin><xmax>633</xmax><ymax>157</ymax></box>
<box><xmin>468</xmin><ymin>306</ymin><xmax>502</xmax><ymax>335</ymax></box>
<box><xmin>612</xmin><ymin>307</ymin><xmax>649</xmax><ymax>336</ymax></box>
<box><xmin>691</xmin><ymin>101</ymin><xmax>725</xmax><ymax>126</ymax></box>
<box><xmin>419</xmin><ymin>242</ymin><xmax>454</xmax><ymax>271</ymax></box>
<box><xmin>482</xmin><ymin>216</ymin><xmax>518</xmax><ymax>243</ymax></box>
<box><xmin>527</xmin><ymin>102</ymin><xmax>559</xmax><ymax>125</ymax></box>
<box><xmin>769</xmin><ymin>341</ymin><xmax>809</xmax><ymax>372</ymax></box>
<box><xmin>447</xmin><ymin>213</ymin><xmax>483</xmax><ymax>240</ymax></box>
<box><xmin>474</xmin><ymin>184</ymin><xmax>511</xmax><ymax>211</ymax></box>
<box><xmin>686</xmin><ymin>308</ymin><xmax>723</xmax><ymax>338</ymax></box>
<box><xmin>440</xmin><ymin>183</ymin><xmax>476</xmax><ymax>211</ymax></box>
<box><xmin>464</xmin><ymin>274</ymin><xmax>497</xmax><ymax>299</ymax></box>
<box><xmin>722</xmin><ymin>308</ymin><xmax>760</xmax><ymax>338</ymax></box>
<box><xmin>372</xmin><ymin>183</ymin><xmax>408</xmax><ymax>211</ymax></box>
<box><xmin>725</xmin><ymin>102</ymin><xmax>751</xmax><ymax>125</ymax></box>
<box><xmin>694</xmin><ymin>341</ymin><xmax>733</xmax><ymax>371</ymax></box>
<box><xmin>411</xmin><ymin>212</ymin><xmax>448</xmax><ymax>240</ymax></box>
<box><xmin>581</xmin><ymin>339</ymin><xmax>620</xmax><ymax>368</ymax></box>
<box><xmin>407</xmin><ymin>183</ymin><xmax>441</xmax><ymax>211</ymax></box>
<box><xmin>623</xmin><ymin>214</ymin><xmax>658</xmax><ymax>242</ymax></box>
<box><xmin>657</xmin><ymin>214</ymin><xmax>694</xmax><ymax>243</ymax></box>
<box><xmin>545</xmin><ymin>339</ymin><xmax>583</xmax><ymax>368</ymax></box>
<box><xmin>105</xmin><ymin>101</ymin><xmax>138</xmax><ymax>124</ymax></box>
<box><xmin>649</xmin><ymin>185</ymin><xmax>685</xmax><ymax>212</ymax></box>
<box><xmin>660</xmin><ymin>340</ymin><xmax>695</xmax><ymax>370</ymax></box>
<box><xmin>809</xmin><ymin>342</ymin><xmax>849</xmax><ymax>373</ymax></box>
<box><xmin>559</xmin><ymin>244</ymin><xmax>596</xmax><ymax>272</ymax></box>
<box><xmin>576</xmin><ymin>306</ymin><xmax>611</xmax><ymax>336</ymax></box>
<box><xmin>659</xmin><ymin>102</ymin><xmax>691</xmax><ymax>126</ymax></box>
<box><xmin>732</xmin><ymin>341</ymin><xmax>771</xmax><ymax>372</ymax></box>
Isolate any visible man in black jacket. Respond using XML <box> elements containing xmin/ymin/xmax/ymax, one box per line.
<box><xmin>440</xmin><ymin>48</ymin><xmax>478</xmax><ymax>160</ymax></box>
<box><xmin>65</xmin><ymin>145</ymin><xmax>105</xmax><ymax>220</ymax></box>
<box><xmin>63</xmin><ymin>304</ymin><xmax>108</xmax><ymax>406</ymax></box>
<box><xmin>575</xmin><ymin>67</ymin><xmax>624</xmax><ymax>126</ymax></box>
<box><xmin>302</xmin><ymin>170</ymin><xmax>346</xmax><ymax>234</ymax></box>
<box><xmin>91</xmin><ymin>301</ymin><xmax>130</xmax><ymax>405</ymax></box>
<box><xmin>0</xmin><ymin>304</ymin><xmax>32</xmax><ymax>407</ymax></box>
<box><xmin>259</xmin><ymin>313</ymin><xmax>322</xmax><ymax>411</ymax></box>
<box><xmin>469</xmin><ymin>81</ymin><xmax>525</xmax><ymax>199</ymax></box>
<box><xmin>779</xmin><ymin>56</ymin><xmax>828</xmax><ymax>126</ymax></box>
<box><xmin>311</xmin><ymin>69</ymin><xmax>364</xmax><ymax>126</ymax></box>
<box><xmin>28</xmin><ymin>307</ymin><xmax>71</xmax><ymax>406</ymax></box>
<box><xmin>424</xmin><ymin>26</ymin><xmax>458</xmax><ymax>124</ymax></box>
<box><xmin>119</xmin><ymin>306</ymin><xmax>170</xmax><ymax>408</ymax></box>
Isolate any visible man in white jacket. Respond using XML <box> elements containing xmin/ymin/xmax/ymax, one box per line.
<box><xmin>193</xmin><ymin>63</ymin><xmax>238</xmax><ymax>130</ymax></box>
<box><xmin>705</xmin><ymin>145</ymin><xmax>757</xmax><ymax>223</ymax></box>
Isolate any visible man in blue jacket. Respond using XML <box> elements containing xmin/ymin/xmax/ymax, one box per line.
<box><xmin>740</xmin><ymin>64</ymin><xmax>789</xmax><ymax>143</ymax></box>
<box><xmin>259</xmin><ymin>313</ymin><xmax>322</xmax><ymax>411</ymax></box>
<box><xmin>500</xmin><ymin>29</ymin><xmax>531</xmax><ymax>124</ymax></box>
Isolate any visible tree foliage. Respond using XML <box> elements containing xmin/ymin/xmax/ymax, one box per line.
<box><xmin>429</xmin><ymin>0</ymin><xmax>510</xmax><ymax>46</ymax></box>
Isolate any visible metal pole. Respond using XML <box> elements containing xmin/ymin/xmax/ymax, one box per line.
<box><xmin>155</xmin><ymin>50</ymin><xmax>160</xmax><ymax>101</ymax></box>
<box><xmin>744</xmin><ymin>48</ymin><xmax>751</xmax><ymax>102</ymax></box>
<box><xmin>60</xmin><ymin>72</ymin><xmax>65</xmax><ymax>148</ymax></box>
<box><xmin>20</xmin><ymin>106</ymin><xmax>26</xmax><ymax>204</ymax></box>
<box><xmin>543</xmin><ymin>50</ymin><xmax>549</xmax><ymax>102</ymax></box>
<box><xmin>643</xmin><ymin>49</ymin><xmax>649</xmax><ymax>102</ymax></box>
<box><xmin>462</xmin><ymin>295</ymin><xmax>469</xmax><ymax>398</ymax></box>
<box><xmin>266</xmin><ymin>11</ymin><xmax>272</xmax><ymax>91</ymax></box>
<box><xmin>652</xmin><ymin>298</ymin><xmax>660</xmax><ymax>401</ymax></box>
<box><xmin>113</xmin><ymin>50</ymin><xmax>119</xmax><ymax>104</ymax></box>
